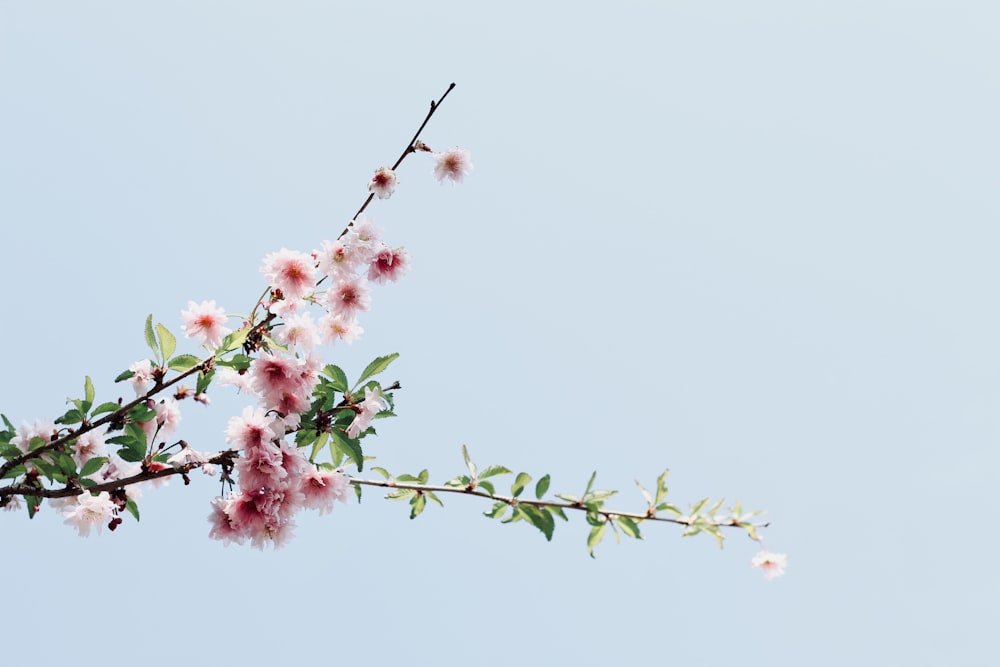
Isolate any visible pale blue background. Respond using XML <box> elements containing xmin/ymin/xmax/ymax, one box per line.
<box><xmin>2</xmin><ymin>2</ymin><xmax>997</xmax><ymax>665</ymax></box>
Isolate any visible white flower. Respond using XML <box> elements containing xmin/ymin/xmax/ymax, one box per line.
<box><xmin>752</xmin><ymin>550</ymin><xmax>787</xmax><ymax>580</ymax></box>
<box><xmin>63</xmin><ymin>492</ymin><xmax>117</xmax><ymax>537</ymax></box>
<box><xmin>368</xmin><ymin>166</ymin><xmax>398</xmax><ymax>200</ymax></box>
<box><xmin>432</xmin><ymin>147</ymin><xmax>473</xmax><ymax>184</ymax></box>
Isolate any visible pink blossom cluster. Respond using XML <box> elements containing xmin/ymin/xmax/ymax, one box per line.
<box><xmin>207</xmin><ymin>407</ymin><xmax>351</xmax><ymax>548</ymax></box>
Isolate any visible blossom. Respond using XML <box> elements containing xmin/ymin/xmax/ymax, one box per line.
<box><xmin>216</xmin><ymin>367</ymin><xmax>257</xmax><ymax>395</ymax></box>
<box><xmin>225</xmin><ymin>406</ymin><xmax>284</xmax><ymax>451</ymax></box>
<box><xmin>432</xmin><ymin>147</ymin><xmax>473</xmax><ymax>184</ymax></box>
<box><xmin>207</xmin><ymin>496</ymin><xmax>245</xmax><ymax>546</ymax></box>
<box><xmin>142</xmin><ymin>398</ymin><xmax>182</xmax><ymax>446</ymax></box>
<box><xmin>752</xmin><ymin>550</ymin><xmax>787</xmax><ymax>580</ymax></box>
<box><xmin>273</xmin><ymin>311</ymin><xmax>320</xmax><ymax>354</ymax></box>
<box><xmin>367</xmin><ymin>245</ymin><xmax>410</xmax><ymax>285</ymax></box>
<box><xmin>326</xmin><ymin>277</ymin><xmax>371</xmax><ymax>320</ymax></box>
<box><xmin>261</xmin><ymin>248</ymin><xmax>316</xmax><ymax>302</ymax></box>
<box><xmin>300</xmin><ymin>468</ymin><xmax>351</xmax><ymax>515</ymax></box>
<box><xmin>71</xmin><ymin>430</ymin><xmax>107</xmax><ymax>468</ymax></box>
<box><xmin>166</xmin><ymin>443</ymin><xmax>212</xmax><ymax>467</ymax></box>
<box><xmin>180</xmin><ymin>300</ymin><xmax>231</xmax><ymax>349</ymax></box>
<box><xmin>342</xmin><ymin>218</ymin><xmax>382</xmax><ymax>264</ymax></box>
<box><xmin>317</xmin><ymin>313</ymin><xmax>363</xmax><ymax>345</ymax></box>
<box><xmin>62</xmin><ymin>492</ymin><xmax>117</xmax><ymax>537</ymax></box>
<box><xmin>316</xmin><ymin>239</ymin><xmax>364</xmax><ymax>281</ymax></box>
<box><xmin>368</xmin><ymin>166</ymin><xmax>397</xmax><ymax>200</ymax></box>
<box><xmin>10</xmin><ymin>419</ymin><xmax>56</xmax><ymax>454</ymax></box>
<box><xmin>128</xmin><ymin>359</ymin><xmax>155</xmax><ymax>397</ymax></box>
<box><xmin>346</xmin><ymin>386</ymin><xmax>387</xmax><ymax>438</ymax></box>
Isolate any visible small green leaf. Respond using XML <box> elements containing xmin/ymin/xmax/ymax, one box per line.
<box><xmin>478</xmin><ymin>464</ymin><xmax>512</xmax><ymax>480</ymax></box>
<box><xmin>587</xmin><ymin>523</ymin><xmax>607</xmax><ymax>558</ymax></box>
<box><xmin>511</xmin><ymin>472</ymin><xmax>532</xmax><ymax>497</ymax></box>
<box><xmin>216</xmin><ymin>327</ymin><xmax>250</xmax><ymax>354</ymax></box>
<box><xmin>535</xmin><ymin>474</ymin><xmax>551</xmax><ymax>499</ymax></box>
<box><xmin>355</xmin><ymin>353</ymin><xmax>400</xmax><ymax>387</ymax></box>
<box><xmin>478</xmin><ymin>480</ymin><xmax>496</xmax><ymax>496</ymax></box>
<box><xmin>409</xmin><ymin>494</ymin><xmax>426</xmax><ymax>519</ymax></box>
<box><xmin>655</xmin><ymin>469</ymin><xmax>669</xmax><ymax>505</ymax></box>
<box><xmin>92</xmin><ymin>402</ymin><xmax>120</xmax><ymax>417</ymax></box>
<box><xmin>462</xmin><ymin>445</ymin><xmax>477</xmax><ymax>478</ymax></box>
<box><xmin>196</xmin><ymin>369</ymin><xmax>214</xmax><ymax>395</ymax></box>
<box><xmin>484</xmin><ymin>501</ymin><xmax>508</xmax><ymax>519</ymax></box>
<box><xmin>144</xmin><ymin>315</ymin><xmax>157</xmax><ymax>358</ymax></box>
<box><xmin>635</xmin><ymin>480</ymin><xmax>653</xmax><ymax>507</ymax></box>
<box><xmin>330</xmin><ymin>430</ymin><xmax>363</xmax><ymax>471</ymax></box>
<box><xmin>690</xmin><ymin>497</ymin><xmax>709</xmax><ymax>515</ymax></box>
<box><xmin>56</xmin><ymin>409</ymin><xmax>83</xmax><ymax>425</ymax></box>
<box><xmin>520</xmin><ymin>505</ymin><xmax>555</xmax><ymax>541</ymax></box>
<box><xmin>426</xmin><ymin>491</ymin><xmax>444</xmax><ymax>507</ymax></box>
<box><xmin>168</xmin><ymin>354</ymin><xmax>202</xmax><ymax>373</ymax></box>
<box><xmin>656</xmin><ymin>502</ymin><xmax>681</xmax><ymax>515</ymax></box>
<box><xmin>583</xmin><ymin>471</ymin><xmax>597</xmax><ymax>496</ymax></box>
<box><xmin>79</xmin><ymin>456</ymin><xmax>107</xmax><ymax>478</ymax></box>
<box><xmin>84</xmin><ymin>376</ymin><xmax>95</xmax><ymax>407</ymax></box>
<box><xmin>615</xmin><ymin>515</ymin><xmax>642</xmax><ymax>539</ymax></box>
<box><xmin>125</xmin><ymin>498</ymin><xmax>140</xmax><ymax>521</ymax></box>
<box><xmin>322</xmin><ymin>365</ymin><xmax>350</xmax><ymax>393</ymax></box>
<box><xmin>370</xmin><ymin>466</ymin><xmax>391</xmax><ymax>480</ymax></box>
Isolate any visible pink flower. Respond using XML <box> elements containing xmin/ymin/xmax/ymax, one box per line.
<box><xmin>261</xmin><ymin>248</ymin><xmax>316</xmax><ymax>302</ymax></box>
<box><xmin>326</xmin><ymin>277</ymin><xmax>371</xmax><ymax>320</ymax></box>
<box><xmin>128</xmin><ymin>359</ymin><xmax>155</xmax><ymax>397</ymax></box>
<box><xmin>225</xmin><ymin>406</ymin><xmax>284</xmax><ymax>451</ymax></box>
<box><xmin>317</xmin><ymin>239</ymin><xmax>363</xmax><ymax>281</ymax></box>
<box><xmin>317</xmin><ymin>313</ymin><xmax>364</xmax><ymax>345</ymax></box>
<box><xmin>274</xmin><ymin>311</ymin><xmax>320</xmax><ymax>354</ymax></box>
<box><xmin>433</xmin><ymin>147</ymin><xmax>473</xmax><ymax>184</ymax></box>
<box><xmin>207</xmin><ymin>496</ymin><xmax>245</xmax><ymax>546</ymax></box>
<box><xmin>300</xmin><ymin>468</ymin><xmax>352</xmax><ymax>515</ymax></box>
<box><xmin>343</xmin><ymin>218</ymin><xmax>382</xmax><ymax>264</ymax></box>
<box><xmin>367</xmin><ymin>245</ymin><xmax>410</xmax><ymax>285</ymax></box>
<box><xmin>62</xmin><ymin>492</ymin><xmax>116</xmax><ymax>537</ymax></box>
<box><xmin>216</xmin><ymin>368</ymin><xmax>257</xmax><ymax>395</ymax></box>
<box><xmin>166</xmin><ymin>443</ymin><xmax>211</xmax><ymax>466</ymax></box>
<box><xmin>180</xmin><ymin>300</ymin><xmax>231</xmax><ymax>349</ymax></box>
<box><xmin>142</xmin><ymin>398</ymin><xmax>182</xmax><ymax>446</ymax></box>
<box><xmin>368</xmin><ymin>166</ymin><xmax>398</xmax><ymax>200</ymax></box>
<box><xmin>752</xmin><ymin>550</ymin><xmax>787</xmax><ymax>580</ymax></box>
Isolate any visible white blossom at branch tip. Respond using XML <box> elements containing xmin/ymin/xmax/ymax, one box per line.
<box><xmin>751</xmin><ymin>550</ymin><xmax>787</xmax><ymax>580</ymax></box>
<box><xmin>62</xmin><ymin>492</ymin><xmax>117</xmax><ymax>537</ymax></box>
<box><xmin>432</xmin><ymin>147</ymin><xmax>473</xmax><ymax>184</ymax></box>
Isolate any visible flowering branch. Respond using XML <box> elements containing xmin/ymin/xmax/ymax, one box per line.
<box><xmin>0</xmin><ymin>83</ymin><xmax>784</xmax><ymax>576</ymax></box>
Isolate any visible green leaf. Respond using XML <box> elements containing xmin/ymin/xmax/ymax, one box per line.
<box><xmin>656</xmin><ymin>502</ymin><xmax>681</xmax><ymax>515</ymax></box>
<box><xmin>616</xmin><ymin>516</ymin><xmax>642</xmax><ymax>539</ymax></box>
<box><xmin>520</xmin><ymin>505</ymin><xmax>555</xmax><ymax>541</ymax></box>
<box><xmin>462</xmin><ymin>444</ymin><xmax>477</xmax><ymax>478</ymax></box>
<box><xmin>370</xmin><ymin>466</ymin><xmax>391</xmax><ymax>480</ymax></box>
<box><xmin>484</xmin><ymin>501</ymin><xmax>508</xmax><ymax>519</ymax></box>
<box><xmin>690</xmin><ymin>497</ymin><xmax>709</xmax><ymax>515</ymax></box>
<box><xmin>79</xmin><ymin>456</ymin><xmax>108</xmax><ymax>477</ymax></box>
<box><xmin>216</xmin><ymin>327</ymin><xmax>250</xmax><ymax>354</ymax></box>
<box><xmin>583</xmin><ymin>471</ymin><xmax>597</xmax><ymax>496</ymax></box>
<box><xmin>322</xmin><ymin>365</ymin><xmax>350</xmax><ymax>393</ymax></box>
<box><xmin>587</xmin><ymin>523</ymin><xmax>607</xmax><ymax>558</ymax></box>
<box><xmin>355</xmin><ymin>353</ymin><xmax>400</xmax><ymax>387</ymax></box>
<box><xmin>92</xmin><ymin>402</ymin><xmax>120</xmax><ymax>417</ymax></box>
<box><xmin>144</xmin><ymin>315</ymin><xmax>157</xmax><ymax>358</ymax></box>
<box><xmin>196</xmin><ymin>369</ymin><xmax>214</xmax><ymax>395</ymax></box>
<box><xmin>511</xmin><ymin>472</ymin><xmax>531</xmax><ymax>497</ymax></box>
<box><xmin>535</xmin><ymin>474</ymin><xmax>551</xmax><ymax>499</ymax></box>
<box><xmin>330</xmin><ymin>430</ymin><xmax>363</xmax><ymax>471</ymax></box>
<box><xmin>125</xmin><ymin>498</ymin><xmax>140</xmax><ymax>521</ymax></box>
<box><xmin>56</xmin><ymin>409</ymin><xmax>83</xmax><ymax>425</ymax></box>
<box><xmin>83</xmin><ymin>376</ymin><xmax>95</xmax><ymax>408</ymax></box>
<box><xmin>478</xmin><ymin>480</ymin><xmax>496</xmax><ymax>496</ymax></box>
<box><xmin>655</xmin><ymin>469</ymin><xmax>669</xmax><ymax>505</ymax></box>
<box><xmin>409</xmin><ymin>494</ymin><xmax>426</xmax><ymax>519</ymax></box>
<box><xmin>426</xmin><ymin>492</ymin><xmax>443</xmax><ymax>507</ymax></box>
<box><xmin>114</xmin><ymin>369</ymin><xmax>135</xmax><ymax>383</ymax></box>
<box><xmin>478</xmin><ymin>464</ymin><xmax>511</xmax><ymax>480</ymax></box>
<box><xmin>168</xmin><ymin>354</ymin><xmax>202</xmax><ymax>373</ymax></box>
<box><xmin>635</xmin><ymin>480</ymin><xmax>653</xmax><ymax>507</ymax></box>
<box><xmin>156</xmin><ymin>323</ymin><xmax>176</xmax><ymax>362</ymax></box>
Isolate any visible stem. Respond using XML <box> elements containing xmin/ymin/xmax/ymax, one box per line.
<box><xmin>341</xmin><ymin>82</ymin><xmax>457</xmax><ymax>236</ymax></box>
<box><xmin>349</xmin><ymin>477</ymin><xmax>769</xmax><ymax>531</ymax></box>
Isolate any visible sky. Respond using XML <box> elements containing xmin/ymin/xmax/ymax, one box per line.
<box><xmin>2</xmin><ymin>2</ymin><xmax>998</xmax><ymax>665</ymax></box>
